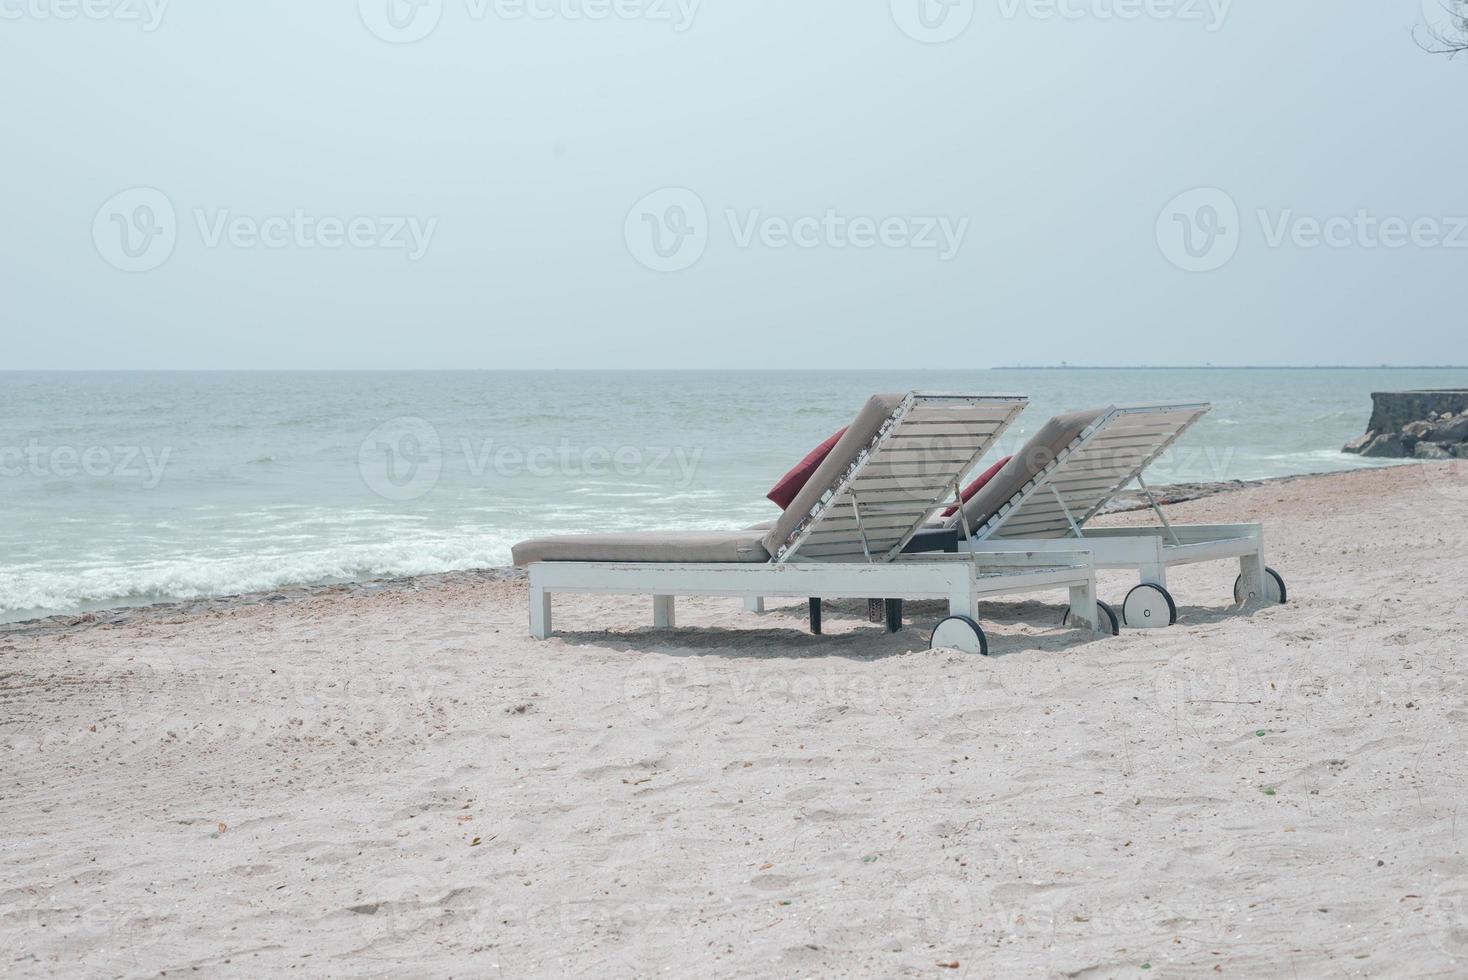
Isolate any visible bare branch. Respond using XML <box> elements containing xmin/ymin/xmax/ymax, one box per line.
<box><xmin>1418</xmin><ymin>0</ymin><xmax>1468</xmax><ymax>56</ymax></box>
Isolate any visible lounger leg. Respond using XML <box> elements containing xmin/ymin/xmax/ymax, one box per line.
<box><xmin>1068</xmin><ymin>584</ymin><xmax>1099</xmax><ymax>632</ymax></box>
<box><xmin>1239</xmin><ymin>551</ymin><xmax>1267</xmax><ymax>605</ymax></box>
<box><xmin>530</xmin><ymin>587</ymin><xmax>552</xmax><ymax>640</ymax></box>
<box><xmin>744</xmin><ymin>596</ymin><xmax>765</xmax><ymax>613</ymax></box>
<box><xmin>948</xmin><ymin>588</ymin><xmax>978</xmax><ymax>621</ymax></box>
<box><xmin>1139</xmin><ymin>562</ymin><xmax>1168</xmax><ymax>589</ymax></box>
<box><xmin>885</xmin><ymin>599</ymin><xmax>903</xmax><ymax>633</ymax></box>
<box><xmin>653</xmin><ymin>595</ymin><xmax>676</xmax><ymax>629</ymax></box>
<box><xmin>808</xmin><ymin>598</ymin><xmax>823</xmax><ymax>635</ymax></box>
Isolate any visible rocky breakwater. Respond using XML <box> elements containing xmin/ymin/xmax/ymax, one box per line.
<box><xmin>1344</xmin><ymin>389</ymin><xmax>1468</xmax><ymax>459</ymax></box>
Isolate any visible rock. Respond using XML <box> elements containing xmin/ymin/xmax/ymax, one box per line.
<box><xmin>1342</xmin><ymin>431</ymin><xmax>1377</xmax><ymax>454</ymax></box>
<box><xmin>1414</xmin><ymin>442</ymin><xmax>1452</xmax><ymax>460</ymax></box>
<box><xmin>1360</xmin><ymin>434</ymin><xmax>1408</xmax><ymax>458</ymax></box>
<box><xmin>1454</xmin><ymin>444</ymin><xmax>1468</xmax><ymax>460</ymax></box>
<box><xmin>1429</xmin><ymin>413</ymin><xmax>1468</xmax><ymax>444</ymax></box>
<box><xmin>1401</xmin><ymin>420</ymin><xmax>1436</xmax><ymax>444</ymax></box>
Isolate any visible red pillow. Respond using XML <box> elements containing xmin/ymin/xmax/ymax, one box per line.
<box><xmin>942</xmin><ymin>455</ymin><xmax>1013</xmax><ymax>517</ymax></box>
<box><xmin>767</xmin><ymin>427</ymin><xmax>848</xmax><ymax>509</ymax></box>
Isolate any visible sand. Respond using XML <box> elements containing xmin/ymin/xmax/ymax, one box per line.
<box><xmin>4</xmin><ymin>462</ymin><xmax>1468</xmax><ymax>978</ymax></box>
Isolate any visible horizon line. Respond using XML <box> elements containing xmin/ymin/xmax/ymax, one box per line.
<box><xmin>2</xmin><ymin>365</ymin><xmax>1467</xmax><ymax>373</ymax></box>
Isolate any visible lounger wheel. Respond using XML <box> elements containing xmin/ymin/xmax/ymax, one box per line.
<box><xmin>1233</xmin><ymin>567</ymin><xmax>1287</xmax><ymax>605</ymax></box>
<box><xmin>930</xmin><ymin>615</ymin><xmax>988</xmax><ymax>656</ymax></box>
<box><xmin>1123</xmin><ymin>583</ymin><xmax>1177</xmax><ymax>628</ymax></box>
<box><xmin>1061</xmin><ymin>601</ymin><xmax>1121</xmax><ymax>636</ymax></box>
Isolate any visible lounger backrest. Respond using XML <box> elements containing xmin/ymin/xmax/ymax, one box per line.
<box><xmin>943</xmin><ymin>407</ymin><xmax>1110</xmax><ymax>537</ymax></box>
<box><xmin>764</xmin><ymin>392</ymin><xmax>1028</xmax><ymax>563</ymax></box>
<box><xmin>961</xmin><ymin>402</ymin><xmax>1211</xmax><ymax>540</ymax></box>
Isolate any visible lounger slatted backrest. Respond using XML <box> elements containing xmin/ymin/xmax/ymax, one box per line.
<box><xmin>978</xmin><ymin>403</ymin><xmax>1211</xmax><ymax>540</ymax></box>
<box><xmin>767</xmin><ymin>392</ymin><xmax>1028</xmax><ymax>563</ymax></box>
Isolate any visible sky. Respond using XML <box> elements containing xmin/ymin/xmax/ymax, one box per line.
<box><xmin>1</xmin><ymin>0</ymin><xmax>1465</xmax><ymax>369</ymax></box>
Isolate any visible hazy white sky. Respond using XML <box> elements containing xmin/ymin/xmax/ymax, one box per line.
<box><xmin>2</xmin><ymin>0</ymin><xmax>1465</xmax><ymax>369</ymax></box>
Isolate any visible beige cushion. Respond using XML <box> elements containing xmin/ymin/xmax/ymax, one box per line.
<box><xmin>944</xmin><ymin>406</ymin><xmax>1111</xmax><ymax>534</ymax></box>
<box><xmin>761</xmin><ymin>393</ymin><xmax>906</xmax><ymax>556</ymax></box>
<box><xmin>512</xmin><ymin>529</ymin><xmax>771</xmax><ymax>566</ymax></box>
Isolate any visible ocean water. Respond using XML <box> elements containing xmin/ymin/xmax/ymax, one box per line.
<box><xmin>2</xmin><ymin>369</ymin><xmax>1464</xmax><ymax>623</ymax></box>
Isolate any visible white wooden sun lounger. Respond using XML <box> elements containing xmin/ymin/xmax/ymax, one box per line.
<box><xmin>941</xmin><ymin>403</ymin><xmax>1287</xmax><ymax>629</ymax></box>
<box><xmin>513</xmin><ymin>392</ymin><xmax>1114</xmax><ymax>655</ymax></box>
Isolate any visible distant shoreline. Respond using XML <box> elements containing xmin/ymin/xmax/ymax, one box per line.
<box><xmin>993</xmin><ymin>365</ymin><xmax>1468</xmax><ymax>371</ymax></box>
<box><xmin>3</xmin><ymin>366</ymin><xmax>1467</xmax><ymax>374</ymax></box>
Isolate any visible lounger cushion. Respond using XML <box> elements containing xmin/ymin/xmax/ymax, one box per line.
<box><xmin>944</xmin><ymin>406</ymin><xmax>1111</xmax><ymax>535</ymax></box>
<box><xmin>512</xmin><ymin>529</ymin><xmax>771</xmax><ymax>566</ymax></box>
<box><xmin>941</xmin><ymin>455</ymin><xmax>1013</xmax><ymax>517</ymax></box>
<box><xmin>766</xmin><ymin>426</ymin><xmax>848</xmax><ymax>509</ymax></box>
<box><xmin>762</xmin><ymin>393</ymin><xmax>906</xmax><ymax>556</ymax></box>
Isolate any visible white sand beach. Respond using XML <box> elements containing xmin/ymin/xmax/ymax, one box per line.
<box><xmin>4</xmin><ymin>462</ymin><xmax>1468</xmax><ymax>978</ymax></box>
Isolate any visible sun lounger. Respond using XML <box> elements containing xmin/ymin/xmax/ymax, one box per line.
<box><xmin>937</xmin><ymin>403</ymin><xmax>1287</xmax><ymax>629</ymax></box>
<box><xmin>512</xmin><ymin>392</ymin><xmax>1112</xmax><ymax>654</ymax></box>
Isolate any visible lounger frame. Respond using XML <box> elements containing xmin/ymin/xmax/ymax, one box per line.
<box><xmin>524</xmin><ymin>392</ymin><xmax>1108</xmax><ymax>641</ymax></box>
<box><xmin>528</xmin><ymin>551</ymin><xmax>1100</xmax><ymax>638</ymax></box>
<box><xmin>958</xmin><ymin>403</ymin><xmax>1273</xmax><ymax>603</ymax></box>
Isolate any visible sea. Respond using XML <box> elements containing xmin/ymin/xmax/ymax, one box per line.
<box><xmin>3</xmin><ymin>368</ymin><xmax>1463</xmax><ymax>623</ymax></box>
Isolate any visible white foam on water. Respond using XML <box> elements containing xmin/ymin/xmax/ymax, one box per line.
<box><xmin>0</xmin><ymin>533</ymin><xmax>525</xmax><ymax>623</ymax></box>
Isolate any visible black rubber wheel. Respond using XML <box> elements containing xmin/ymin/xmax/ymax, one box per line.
<box><xmin>808</xmin><ymin>597</ymin><xmax>823</xmax><ymax>635</ymax></box>
<box><xmin>1233</xmin><ymin>567</ymin><xmax>1287</xmax><ymax>605</ymax></box>
<box><xmin>1062</xmin><ymin>601</ymin><xmax>1121</xmax><ymax>636</ymax></box>
<box><xmin>929</xmin><ymin>615</ymin><xmax>988</xmax><ymax>655</ymax></box>
<box><xmin>1123</xmin><ymin>582</ymin><xmax>1178</xmax><ymax>628</ymax></box>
